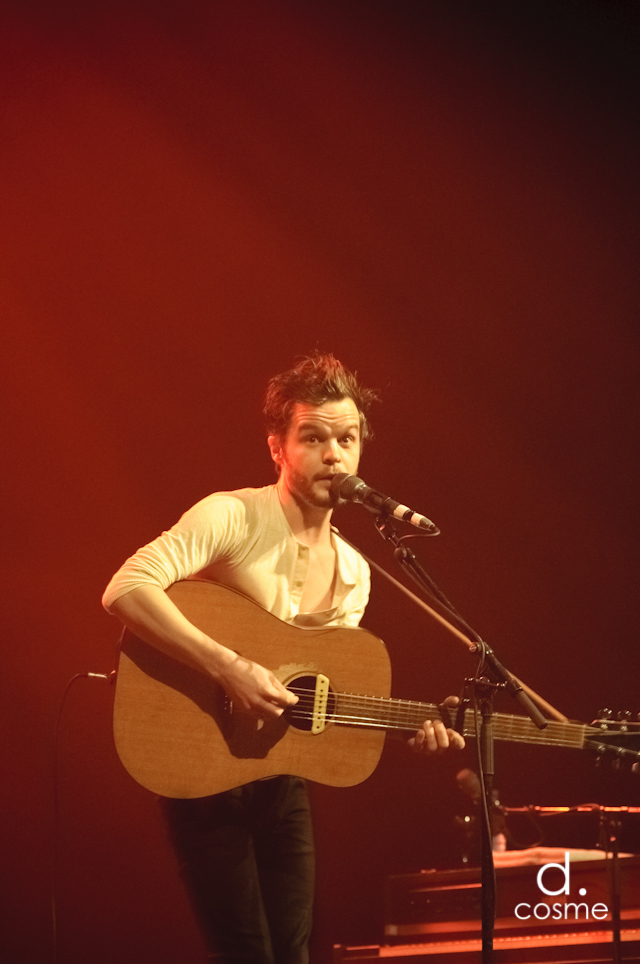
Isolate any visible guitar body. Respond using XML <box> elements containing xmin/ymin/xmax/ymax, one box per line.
<box><xmin>113</xmin><ymin>580</ymin><xmax>391</xmax><ymax>798</ymax></box>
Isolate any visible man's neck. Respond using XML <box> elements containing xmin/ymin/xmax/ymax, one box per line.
<box><xmin>276</xmin><ymin>480</ymin><xmax>333</xmax><ymax>546</ymax></box>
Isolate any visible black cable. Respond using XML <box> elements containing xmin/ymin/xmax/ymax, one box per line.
<box><xmin>394</xmin><ymin>532</ymin><xmax>485</xmax><ymax>644</ymax></box>
<box><xmin>51</xmin><ymin>671</ymin><xmax>115</xmax><ymax>964</ymax></box>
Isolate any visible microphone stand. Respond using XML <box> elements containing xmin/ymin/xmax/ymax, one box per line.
<box><xmin>372</xmin><ymin>514</ymin><xmax>548</xmax><ymax>964</ymax></box>
<box><xmin>599</xmin><ymin>811</ymin><xmax>622</xmax><ymax>964</ymax></box>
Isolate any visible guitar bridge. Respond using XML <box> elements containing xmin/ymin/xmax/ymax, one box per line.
<box><xmin>311</xmin><ymin>674</ymin><xmax>330</xmax><ymax>734</ymax></box>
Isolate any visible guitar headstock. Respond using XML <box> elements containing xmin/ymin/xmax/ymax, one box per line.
<box><xmin>591</xmin><ymin>709</ymin><xmax>640</xmax><ymax>731</ymax></box>
<box><xmin>587</xmin><ymin>710</ymin><xmax>640</xmax><ymax>770</ymax></box>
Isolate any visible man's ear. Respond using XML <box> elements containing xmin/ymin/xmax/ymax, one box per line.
<box><xmin>267</xmin><ymin>434</ymin><xmax>283</xmax><ymax>468</ymax></box>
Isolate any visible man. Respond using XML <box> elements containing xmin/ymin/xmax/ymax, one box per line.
<box><xmin>103</xmin><ymin>353</ymin><xmax>463</xmax><ymax>964</ymax></box>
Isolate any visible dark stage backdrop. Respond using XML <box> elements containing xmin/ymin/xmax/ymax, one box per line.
<box><xmin>1</xmin><ymin>2</ymin><xmax>639</xmax><ymax>962</ymax></box>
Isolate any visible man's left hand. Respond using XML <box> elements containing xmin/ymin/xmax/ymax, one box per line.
<box><xmin>408</xmin><ymin>695</ymin><xmax>465</xmax><ymax>755</ymax></box>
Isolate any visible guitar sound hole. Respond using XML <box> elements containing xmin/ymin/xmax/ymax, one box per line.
<box><xmin>286</xmin><ymin>675</ymin><xmax>335</xmax><ymax>732</ymax></box>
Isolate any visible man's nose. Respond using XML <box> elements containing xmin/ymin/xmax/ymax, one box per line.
<box><xmin>322</xmin><ymin>439</ymin><xmax>341</xmax><ymax>462</ymax></box>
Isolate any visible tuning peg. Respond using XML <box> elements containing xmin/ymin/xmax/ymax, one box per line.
<box><xmin>596</xmin><ymin>709</ymin><xmax>613</xmax><ymax>729</ymax></box>
<box><xmin>616</xmin><ymin>710</ymin><xmax>632</xmax><ymax>729</ymax></box>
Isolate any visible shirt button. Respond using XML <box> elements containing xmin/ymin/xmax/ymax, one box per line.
<box><xmin>295</xmin><ymin>580</ymin><xmax>303</xmax><ymax>587</ymax></box>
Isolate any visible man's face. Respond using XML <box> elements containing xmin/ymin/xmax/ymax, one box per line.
<box><xmin>269</xmin><ymin>398</ymin><xmax>361</xmax><ymax>510</ymax></box>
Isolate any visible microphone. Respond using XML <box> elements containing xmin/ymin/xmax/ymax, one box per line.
<box><xmin>330</xmin><ymin>473</ymin><xmax>440</xmax><ymax>534</ymax></box>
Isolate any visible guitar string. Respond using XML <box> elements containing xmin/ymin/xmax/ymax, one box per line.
<box><xmin>286</xmin><ymin>703</ymin><xmax>632</xmax><ymax>749</ymax></box>
<box><xmin>250</xmin><ymin>681</ymin><xmax>628</xmax><ymax>747</ymax></box>
<box><xmin>288</xmin><ymin>711</ymin><xmax>590</xmax><ymax>744</ymax></box>
<box><xmin>286</xmin><ymin>711</ymin><xmax>589</xmax><ymax>743</ymax></box>
<box><xmin>286</xmin><ymin>691</ymin><xmax>433</xmax><ymax>728</ymax></box>
<box><xmin>284</xmin><ymin>688</ymin><xmax>592</xmax><ymax>745</ymax></box>
<box><xmin>288</xmin><ymin>693</ymin><xmax>638</xmax><ymax>739</ymax></box>
<box><xmin>289</xmin><ymin>690</ymin><xmax>620</xmax><ymax>747</ymax></box>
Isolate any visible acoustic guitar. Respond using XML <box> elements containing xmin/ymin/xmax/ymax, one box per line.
<box><xmin>113</xmin><ymin>580</ymin><xmax>639</xmax><ymax>798</ymax></box>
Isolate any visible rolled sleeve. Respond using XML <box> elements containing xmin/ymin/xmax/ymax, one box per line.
<box><xmin>102</xmin><ymin>495</ymin><xmax>246</xmax><ymax>611</ymax></box>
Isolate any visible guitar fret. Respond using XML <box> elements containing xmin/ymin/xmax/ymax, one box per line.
<box><xmin>334</xmin><ymin>693</ymin><xmax>441</xmax><ymax>731</ymax></box>
<box><xmin>462</xmin><ymin>712</ymin><xmax>588</xmax><ymax>749</ymax></box>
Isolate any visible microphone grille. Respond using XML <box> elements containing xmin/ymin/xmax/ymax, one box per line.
<box><xmin>330</xmin><ymin>473</ymin><xmax>358</xmax><ymax>499</ymax></box>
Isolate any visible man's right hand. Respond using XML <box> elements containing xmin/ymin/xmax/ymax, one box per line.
<box><xmin>216</xmin><ymin>653</ymin><xmax>298</xmax><ymax>720</ymax></box>
<box><xmin>110</xmin><ymin>585</ymin><xmax>296</xmax><ymax>722</ymax></box>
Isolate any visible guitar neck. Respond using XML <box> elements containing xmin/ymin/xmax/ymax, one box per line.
<box><xmin>326</xmin><ymin>693</ymin><xmax>589</xmax><ymax>750</ymax></box>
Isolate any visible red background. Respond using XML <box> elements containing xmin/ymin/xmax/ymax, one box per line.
<box><xmin>2</xmin><ymin>2</ymin><xmax>639</xmax><ymax>961</ymax></box>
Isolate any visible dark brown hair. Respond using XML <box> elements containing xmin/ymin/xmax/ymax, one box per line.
<box><xmin>263</xmin><ymin>352</ymin><xmax>377</xmax><ymax>442</ymax></box>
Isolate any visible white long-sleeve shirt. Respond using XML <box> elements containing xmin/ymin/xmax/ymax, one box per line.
<box><xmin>103</xmin><ymin>484</ymin><xmax>370</xmax><ymax>628</ymax></box>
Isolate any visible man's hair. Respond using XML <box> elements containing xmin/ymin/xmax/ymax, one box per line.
<box><xmin>263</xmin><ymin>352</ymin><xmax>378</xmax><ymax>442</ymax></box>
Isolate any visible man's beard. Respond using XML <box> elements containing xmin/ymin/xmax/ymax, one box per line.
<box><xmin>286</xmin><ymin>468</ymin><xmax>339</xmax><ymax>510</ymax></box>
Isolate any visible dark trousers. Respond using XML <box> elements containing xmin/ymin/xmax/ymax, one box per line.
<box><xmin>161</xmin><ymin>777</ymin><xmax>314</xmax><ymax>964</ymax></box>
